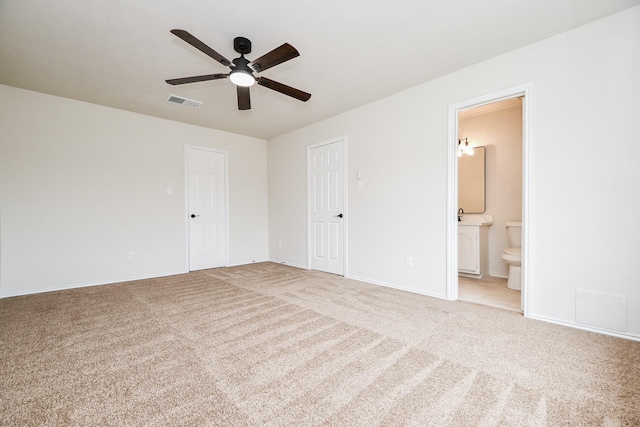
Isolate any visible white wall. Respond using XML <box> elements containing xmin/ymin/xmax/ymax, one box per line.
<box><xmin>459</xmin><ymin>105</ymin><xmax>523</xmax><ymax>278</ymax></box>
<box><xmin>267</xmin><ymin>6</ymin><xmax>640</xmax><ymax>338</ymax></box>
<box><xmin>0</xmin><ymin>85</ymin><xmax>268</xmax><ymax>297</ymax></box>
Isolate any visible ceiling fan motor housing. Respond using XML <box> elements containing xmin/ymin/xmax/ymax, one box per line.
<box><xmin>234</xmin><ymin>37</ymin><xmax>252</xmax><ymax>54</ymax></box>
<box><xmin>232</xmin><ymin>56</ymin><xmax>252</xmax><ymax>72</ymax></box>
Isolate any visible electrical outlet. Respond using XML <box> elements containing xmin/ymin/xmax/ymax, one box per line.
<box><xmin>128</xmin><ymin>251</ymin><xmax>135</xmax><ymax>260</ymax></box>
<box><xmin>278</xmin><ymin>241</ymin><xmax>282</xmax><ymax>248</ymax></box>
<box><xmin>406</xmin><ymin>257</ymin><xmax>413</xmax><ymax>268</ymax></box>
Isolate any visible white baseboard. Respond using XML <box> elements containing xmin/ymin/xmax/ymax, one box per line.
<box><xmin>0</xmin><ymin>269</ymin><xmax>188</xmax><ymax>299</ymax></box>
<box><xmin>347</xmin><ymin>275</ymin><xmax>640</xmax><ymax>342</ymax></box>
<box><xmin>8</xmin><ymin>263</ymin><xmax>637</xmax><ymax>342</ymax></box>
<box><xmin>529</xmin><ymin>313</ymin><xmax>640</xmax><ymax>342</ymax></box>
<box><xmin>268</xmin><ymin>259</ymin><xmax>308</xmax><ymax>270</ymax></box>
<box><xmin>226</xmin><ymin>259</ymin><xmax>270</xmax><ymax>267</ymax></box>
<box><xmin>346</xmin><ymin>274</ymin><xmax>447</xmax><ymax>300</ymax></box>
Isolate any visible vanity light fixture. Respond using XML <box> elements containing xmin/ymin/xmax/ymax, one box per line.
<box><xmin>458</xmin><ymin>137</ymin><xmax>474</xmax><ymax>157</ymax></box>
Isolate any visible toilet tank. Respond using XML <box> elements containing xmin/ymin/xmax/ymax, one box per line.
<box><xmin>506</xmin><ymin>221</ymin><xmax>522</xmax><ymax>248</ymax></box>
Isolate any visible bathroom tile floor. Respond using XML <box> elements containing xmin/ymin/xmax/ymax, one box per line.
<box><xmin>458</xmin><ymin>275</ymin><xmax>522</xmax><ymax>312</ymax></box>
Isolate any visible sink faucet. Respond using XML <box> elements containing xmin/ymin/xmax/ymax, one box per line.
<box><xmin>458</xmin><ymin>208</ymin><xmax>464</xmax><ymax>222</ymax></box>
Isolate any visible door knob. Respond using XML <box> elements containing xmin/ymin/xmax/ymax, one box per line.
<box><xmin>190</xmin><ymin>214</ymin><xmax>200</xmax><ymax>218</ymax></box>
<box><xmin>334</xmin><ymin>213</ymin><xmax>343</xmax><ymax>218</ymax></box>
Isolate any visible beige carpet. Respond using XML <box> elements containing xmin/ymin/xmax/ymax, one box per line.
<box><xmin>1</xmin><ymin>262</ymin><xmax>639</xmax><ymax>426</ymax></box>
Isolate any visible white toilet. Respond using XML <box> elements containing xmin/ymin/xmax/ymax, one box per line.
<box><xmin>502</xmin><ymin>221</ymin><xmax>522</xmax><ymax>291</ymax></box>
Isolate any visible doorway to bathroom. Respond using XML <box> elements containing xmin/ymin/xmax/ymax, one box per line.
<box><xmin>446</xmin><ymin>84</ymin><xmax>532</xmax><ymax>316</ymax></box>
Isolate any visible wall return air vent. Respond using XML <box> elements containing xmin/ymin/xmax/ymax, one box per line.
<box><xmin>166</xmin><ymin>94</ymin><xmax>203</xmax><ymax>109</ymax></box>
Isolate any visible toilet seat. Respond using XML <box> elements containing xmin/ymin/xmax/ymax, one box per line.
<box><xmin>502</xmin><ymin>247</ymin><xmax>521</xmax><ymax>265</ymax></box>
<box><xmin>503</xmin><ymin>223</ymin><xmax>522</xmax><ymax>291</ymax></box>
<box><xmin>504</xmin><ymin>247</ymin><xmax>521</xmax><ymax>257</ymax></box>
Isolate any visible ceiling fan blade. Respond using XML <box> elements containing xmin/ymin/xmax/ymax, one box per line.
<box><xmin>170</xmin><ymin>29</ymin><xmax>232</xmax><ymax>67</ymax></box>
<box><xmin>257</xmin><ymin>77</ymin><xmax>311</xmax><ymax>102</ymax></box>
<box><xmin>165</xmin><ymin>73</ymin><xmax>227</xmax><ymax>85</ymax></box>
<box><xmin>250</xmin><ymin>43</ymin><xmax>299</xmax><ymax>72</ymax></box>
<box><xmin>237</xmin><ymin>86</ymin><xmax>251</xmax><ymax>110</ymax></box>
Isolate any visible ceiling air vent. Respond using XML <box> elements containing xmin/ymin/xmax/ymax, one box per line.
<box><xmin>166</xmin><ymin>94</ymin><xmax>203</xmax><ymax>109</ymax></box>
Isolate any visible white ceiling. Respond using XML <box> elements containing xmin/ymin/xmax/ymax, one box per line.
<box><xmin>1</xmin><ymin>0</ymin><xmax>638</xmax><ymax>139</ymax></box>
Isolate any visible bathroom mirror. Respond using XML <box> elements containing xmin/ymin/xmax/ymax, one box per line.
<box><xmin>458</xmin><ymin>146</ymin><xmax>486</xmax><ymax>213</ymax></box>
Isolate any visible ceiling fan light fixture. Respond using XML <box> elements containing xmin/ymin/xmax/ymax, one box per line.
<box><xmin>229</xmin><ymin>70</ymin><xmax>256</xmax><ymax>87</ymax></box>
<box><xmin>166</xmin><ymin>30</ymin><xmax>310</xmax><ymax>110</ymax></box>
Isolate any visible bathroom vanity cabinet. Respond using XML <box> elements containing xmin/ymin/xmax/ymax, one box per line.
<box><xmin>458</xmin><ymin>224</ymin><xmax>489</xmax><ymax>278</ymax></box>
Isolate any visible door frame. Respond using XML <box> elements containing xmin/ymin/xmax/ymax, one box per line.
<box><xmin>306</xmin><ymin>136</ymin><xmax>348</xmax><ymax>276</ymax></box>
<box><xmin>446</xmin><ymin>83</ymin><xmax>532</xmax><ymax>316</ymax></box>
<box><xmin>184</xmin><ymin>145</ymin><xmax>229</xmax><ymax>271</ymax></box>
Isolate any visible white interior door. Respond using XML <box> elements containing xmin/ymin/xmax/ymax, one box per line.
<box><xmin>186</xmin><ymin>147</ymin><xmax>227</xmax><ymax>271</ymax></box>
<box><xmin>308</xmin><ymin>139</ymin><xmax>345</xmax><ymax>275</ymax></box>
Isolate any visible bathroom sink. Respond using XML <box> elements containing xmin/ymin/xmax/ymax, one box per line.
<box><xmin>458</xmin><ymin>214</ymin><xmax>493</xmax><ymax>226</ymax></box>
